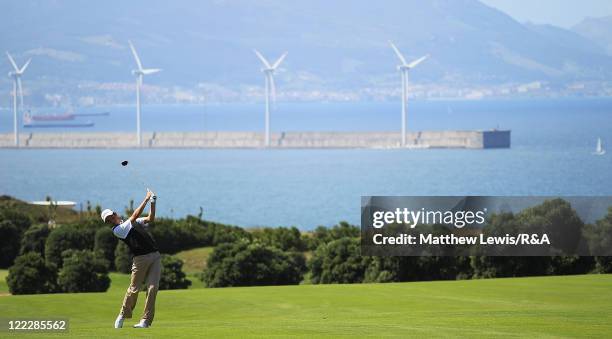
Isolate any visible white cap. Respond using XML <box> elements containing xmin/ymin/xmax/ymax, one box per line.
<box><xmin>101</xmin><ymin>209</ymin><xmax>114</xmax><ymax>222</ymax></box>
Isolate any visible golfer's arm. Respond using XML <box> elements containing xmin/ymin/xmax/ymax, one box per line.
<box><xmin>145</xmin><ymin>201</ymin><xmax>156</xmax><ymax>223</ymax></box>
<box><xmin>129</xmin><ymin>197</ymin><xmax>149</xmax><ymax>223</ymax></box>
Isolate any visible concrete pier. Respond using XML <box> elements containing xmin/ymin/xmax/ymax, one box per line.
<box><xmin>0</xmin><ymin>130</ymin><xmax>510</xmax><ymax>149</ymax></box>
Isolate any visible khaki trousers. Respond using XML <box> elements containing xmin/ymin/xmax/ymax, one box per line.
<box><xmin>120</xmin><ymin>251</ymin><xmax>162</xmax><ymax>325</ymax></box>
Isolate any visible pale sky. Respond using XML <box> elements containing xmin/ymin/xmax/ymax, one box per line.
<box><xmin>480</xmin><ymin>0</ymin><xmax>612</xmax><ymax>28</ymax></box>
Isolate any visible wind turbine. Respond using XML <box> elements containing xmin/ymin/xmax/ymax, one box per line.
<box><xmin>389</xmin><ymin>41</ymin><xmax>428</xmax><ymax>147</ymax></box>
<box><xmin>254</xmin><ymin>49</ymin><xmax>287</xmax><ymax>147</ymax></box>
<box><xmin>6</xmin><ymin>52</ymin><xmax>31</xmax><ymax>147</ymax></box>
<box><xmin>128</xmin><ymin>41</ymin><xmax>161</xmax><ymax>147</ymax></box>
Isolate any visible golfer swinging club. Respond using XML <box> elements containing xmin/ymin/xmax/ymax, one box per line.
<box><xmin>101</xmin><ymin>189</ymin><xmax>159</xmax><ymax>329</ymax></box>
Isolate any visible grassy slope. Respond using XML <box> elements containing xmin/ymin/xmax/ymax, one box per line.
<box><xmin>1</xmin><ymin>274</ymin><xmax>611</xmax><ymax>338</ymax></box>
<box><xmin>175</xmin><ymin>247</ymin><xmax>214</xmax><ymax>273</ymax></box>
<box><xmin>0</xmin><ymin>195</ymin><xmax>82</xmax><ymax>224</ymax></box>
<box><xmin>173</xmin><ymin>247</ymin><xmax>214</xmax><ymax>289</ymax></box>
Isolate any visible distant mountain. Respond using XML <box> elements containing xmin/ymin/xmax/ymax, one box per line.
<box><xmin>572</xmin><ymin>16</ymin><xmax>612</xmax><ymax>56</ymax></box>
<box><xmin>525</xmin><ymin>23</ymin><xmax>606</xmax><ymax>56</ymax></box>
<box><xmin>1</xmin><ymin>0</ymin><xmax>612</xmax><ymax>103</ymax></box>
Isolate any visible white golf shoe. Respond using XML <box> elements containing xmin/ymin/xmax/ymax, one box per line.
<box><xmin>114</xmin><ymin>316</ymin><xmax>124</xmax><ymax>329</ymax></box>
<box><xmin>133</xmin><ymin>320</ymin><xmax>150</xmax><ymax>328</ymax></box>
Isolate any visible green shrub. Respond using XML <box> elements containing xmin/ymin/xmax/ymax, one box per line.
<box><xmin>7</xmin><ymin>252</ymin><xmax>57</xmax><ymax>295</ymax></box>
<box><xmin>45</xmin><ymin>225</ymin><xmax>95</xmax><ymax>268</ymax></box>
<box><xmin>305</xmin><ymin>222</ymin><xmax>359</xmax><ymax>250</ymax></box>
<box><xmin>0</xmin><ymin>208</ymin><xmax>31</xmax><ymax>232</ymax></box>
<box><xmin>595</xmin><ymin>256</ymin><xmax>612</xmax><ymax>273</ymax></box>
<box><xmin>202</xmin><ymin>240</ymin><xmax>304</xmax><ymax>287</ymax></box>
<box><xmin>363</xmin><ymin>257</ymin><xmax>398</xmax><ymax>283</ymax></box>
<box><xmin>252</xmin><ymin>226</ymin><xmax>306</xmax><ymax>251</ymax></box>
<box><xmin>584</xmin><ymin>207</ymin><xmax>612</xmax><ymax>256</ymax></box>
<box><xmin>149</xmin><ymin>217</ymin><xmax>251</xmax><ymax>254</ymax></box>
<box><xmin>0</xmin><ymin>220</ymin><xmax>21</xmax><ymax>268</ymax></box>
<box><xmin>58</xmin><ymin>250</ymin><xmax>110</xmax><ymax>293</ymax></box>
<box><xmin>471</xmin><ymin>256</ymin><xmax>552</xmax><ymax>278</ymax></box>
<box><xmin>94</xmin><ymin>228</ymin><xmax>118</xmax><ymax>270</ymax></box>
<box><xmin>159</xmin><ymin>255</ymin><xmax>191</xmax><ymax>290</ymax></box>
<box><xmin>517</xmin><ymin>198</ymin><xmax>584</xmax><ymax>253</ymax></box>
<box><xmin>20</xmin><ymin>224</ymin><xmax>51</xmax><ymax>257</ymax></box>
<box><xmin>548</xmin><ymin>256</ymin><xmax>595</xmax><ymax>275</ymax></box>
<box><xmin>114</xmin><ymin>242</ymin><xmax>132</xmax><ymax>273</ymax></box>
<box><xmin>473</xmin><ymin>211</ymin><xmax>551</xmax><ymax>278</ymax></box>
<box><xmin>309</xmin><ymin>237</ymin><xmax>367</xmax><ymax>284</ymax></box>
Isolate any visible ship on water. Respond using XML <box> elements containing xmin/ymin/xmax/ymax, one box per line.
<box><xmin>23</xmin><ymin>110</ymin><xmax>95</xmax><ymax>128</ymax></box>
<box><xmin>28</xmin><ymin>111</ymin><xmax>74</xmax><ymax>121</ymax></box>
<box><xmin>25</xmin><ymin>110</ymin><xmax>110</xmax><ymax>122</ymax></box>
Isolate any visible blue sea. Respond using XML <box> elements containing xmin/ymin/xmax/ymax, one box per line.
<box><xmin>1</xmin><ymin>99</ymin><xmax>611</xmax><ymax>229</ymax></box>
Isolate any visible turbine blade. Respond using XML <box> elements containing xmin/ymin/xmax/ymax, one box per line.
<box><xmin>6</xmin><ymin>52</ymin><xmax>19</xmax><ymax>71</ymax></box>
<box><xmin>19</xmin><ymin>58</ymin><xmax>31</xmax><ymax>73</ymax></box>
<box><xmin>17</xmin><ymin>77</ymin><xmax>24</xmax><ymax>108</ymax></box>
<box><xmin>253</xmin><ymin>49</ymin><xmax>272</xmax><ymax>68</ymax></box>
<box><xmin>141</xmin><ymin>68</ymin><xmax>161</xmax><ymax>75</ymax></box>
<box><xmin>272</xmin><ymin>52</ymin><xmax>288</xmax><ymax>69</ymax></box>
<box><xmin>408</xmin><ymin>54</ymin><xmax>429</xmax><ymax>68</ymax></box>
<box><xmin>389</xmin><ymin>41</ymin><xmax>407</xmax><ymax>66</ymax></box>
<box><xmin>128</xmin><ymin>40</ymin><xmax>143</xmax><ymax>71</ymax></box>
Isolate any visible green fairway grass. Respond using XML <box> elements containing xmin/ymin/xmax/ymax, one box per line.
<box><xmin>175</xmin><ymin>247</ymin><xmax>214</xmax><ymax>273</ymax></box>
<box><xmin>1</xmin><ymin>274</ymin><xmax>611</xmax><ymax>337</ymax></box>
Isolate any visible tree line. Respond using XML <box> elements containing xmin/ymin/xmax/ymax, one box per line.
<box><xmin>1</xmin><ymin>196</ymin><xmax>611</xmax><ymax>294</ymax></box>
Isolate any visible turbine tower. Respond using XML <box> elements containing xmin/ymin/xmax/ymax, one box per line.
<box><xmin>128</xmin><ymin>41</ymin><xmax>161</xmax><ymax>147</ymax></box>
<box><xmin>389</xmin><ymin>41</ymin><xmax>428</xmax><ymax>147</ymax></box>
<box><xmin>254</xmin><ymin>49</ymin><xmax>287</xmax><ymax>147</ymax></box>
<box><xmin>6</xmin><ymin>52</ymin><xmax>31</xmax><ymax>147</ymax></box>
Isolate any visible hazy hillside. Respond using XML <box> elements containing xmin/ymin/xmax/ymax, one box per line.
<box><xmin>525</xmin><ymin>23</ymin><xmax>607</xmax><ymax>56</ymax></box>
<box><xmin>1</xmin><ymin>0</ymin><xmax>612</xmax><ymax>104</ymax></box>
<box><xmin>573</xmin><ymin>15</ymin><xmax>612</xmax><ymax>56</ymax></box>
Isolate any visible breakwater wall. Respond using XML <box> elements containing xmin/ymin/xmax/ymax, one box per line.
<box><xmin>0</xmin><ymin>130</ymin><xmax>510</xmax><ymax>149</ymax></box>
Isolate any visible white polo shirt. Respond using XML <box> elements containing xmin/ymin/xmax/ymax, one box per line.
<box><xmin>112</xmin><ymin>217</ymin><xmax>147</xmax><ymax>239</ymax></box>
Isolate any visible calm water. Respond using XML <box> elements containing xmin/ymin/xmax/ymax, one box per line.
<box><xmin>1</xmin><ymin>99</ymin><xmax>611</xmax><ymax>229</ymax></box>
